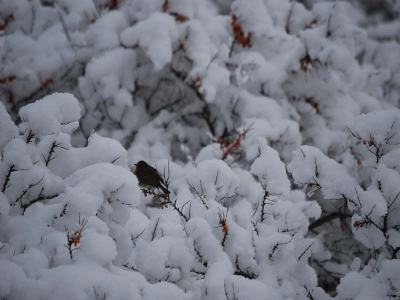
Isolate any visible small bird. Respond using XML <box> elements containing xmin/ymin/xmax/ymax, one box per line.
<box><xmin>134</xmin><ymin>160</ymin><xmax>170</xmax><ymax>195</ymax></box>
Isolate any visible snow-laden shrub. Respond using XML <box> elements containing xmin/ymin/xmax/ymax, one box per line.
<box><xmin>288</xmin><ymin>108</ymin><xmax>400</xmax><ymax>299</ymax></box>
<box><xmin>1</xmin><ymin>0</ymin><xmax>400</xmax><ymax>299</ymax></box>
<box><xmin>0</xmin><ymin>93</ymin><xmax>329</xmax><ymax>299</ymax></box>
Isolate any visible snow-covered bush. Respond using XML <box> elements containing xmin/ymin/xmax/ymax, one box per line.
<box><xmin>0</xmin><ymin>93</ymin><xmax>325</xmax><ymax>299</ymax></box>
<box><xmin>1</xmin><ymin>0</ymin><xmax>400</xmax><ymax>299</ymax></box>
<box><xmin>288</xmin><ymin>108</ymin><xmax>400</xmax><ymax>299</ymax></box>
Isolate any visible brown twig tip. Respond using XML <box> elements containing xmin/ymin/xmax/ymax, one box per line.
<box><xmin>231</xmin><ymin>14</ymin><xmax>252</xmax><ymax>48</ymax></box>
<box><xmin>216</xmin><ymin>208</ymin><xmax>229</xmax><ymax>246</ymax></box>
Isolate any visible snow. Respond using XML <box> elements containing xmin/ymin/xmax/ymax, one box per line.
<box><xmin>250</xmin><ymin>138</ymin><xmax>290</xmax><ymax>197</ymax></box>
<box><xmin>11</xmin><ymin>247</ymin><xmax>49</xmax><ymax>274</ymax></box>
<box><xmin>19</xmin><ymin>93</ymin><xmax>81</xmax><ymax>136</ymax></box>
<box><xmin>85</xmin><ymin>11</ymin><xmax>128</xmax><ymax>51</ymax></box>
<box><xmin>77</xmin><ymin>228</ymin><xmax>117</xmax><ymax>265</ymax></box>
<box><xmin>0</xmin><ymin>102</ymin><xmax>18</xmax><ymax>151</ymax></box>
<box><xmin>187</xmin><ymin>159</ymin><xmax>240</xmax><ymax>203</ymax></box>
<box><xmin>231</xmin><ymin>0</ymin><xmax>273</xmax><ymax>37</ymax></box>
<box><xmin>1</xmin><ymin>1</ymin><xmax>400</xmax><ymax>299</ymax></box>
<box><xmin>120</xmin><ymin>13</ymin><xmax>179</xmax><ymax>71</ymax></box>
<box><xmin>82</xmin><ymin>48</ymin><xmax>136</xmax><ymax>100</ymax></box>
<box><xmin>134</xmin><ymin>236</ymin><xmax>193</xmax><ymax>281</ymax></box>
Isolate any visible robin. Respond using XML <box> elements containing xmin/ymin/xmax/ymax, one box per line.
<box><xmin>134</xmin><ymin>161</ymin><xmax>170</xmax><ymax>195</ymax></box>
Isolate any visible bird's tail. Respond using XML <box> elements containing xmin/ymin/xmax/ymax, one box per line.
<box><xmin>159</xmin><ymin>184</ymin><xmax>170</xmax><ymax>195</ymax></box>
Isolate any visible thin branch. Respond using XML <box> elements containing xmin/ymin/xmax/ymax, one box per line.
<box><xmin>309</xmin><ymin>212</ymin><xmax>352</xmax><ymax>231</ymax></box>
<box><xmin>298</xmin><ymin>241</ymin><xmax>316</xmax><ymax>261</ymax></box>
<box><xmin>151</xmin><ymin>218</ymin><xmax>160</xmax><ymax>241</ymax></box>
<box><xmin>2</xmin><ymin>164</ymin><xmax>15</xmax><ymax>193</ymax></box>
<box><xmin>388</xmin><ymin>191</ymin><xmax>400</xmax><ymax>210</ymax></box>
<box><xmin>14</xmin><ymin>175</ymin><xmax>45</xmax><ymax>207</ymax></box>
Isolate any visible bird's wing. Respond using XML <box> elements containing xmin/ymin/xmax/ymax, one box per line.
<box><xmin>146</xmin><ymin>174</ymin><xmax>161</xmax><ymax>187</ymax></box>
<box><xmin>148</xmin><ymin>165</ymin><xmax>160</xmax><ymax>176</ymax></box>
<box><xmin>149</xmin><ymin>166</ymin><xmax>166</xmax><ymax>183</ymax></box>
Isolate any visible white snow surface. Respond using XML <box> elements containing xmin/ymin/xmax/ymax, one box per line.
<box><xmin>1</xmin><ymin>0</ymin><xmax>400</xmax><ymax>299</ymax></box>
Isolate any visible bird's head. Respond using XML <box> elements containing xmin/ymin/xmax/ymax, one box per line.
<box><xmin>134</xmin><ymin>160</ymin><xmax>148</xmax><ymax>174</ymax></box>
